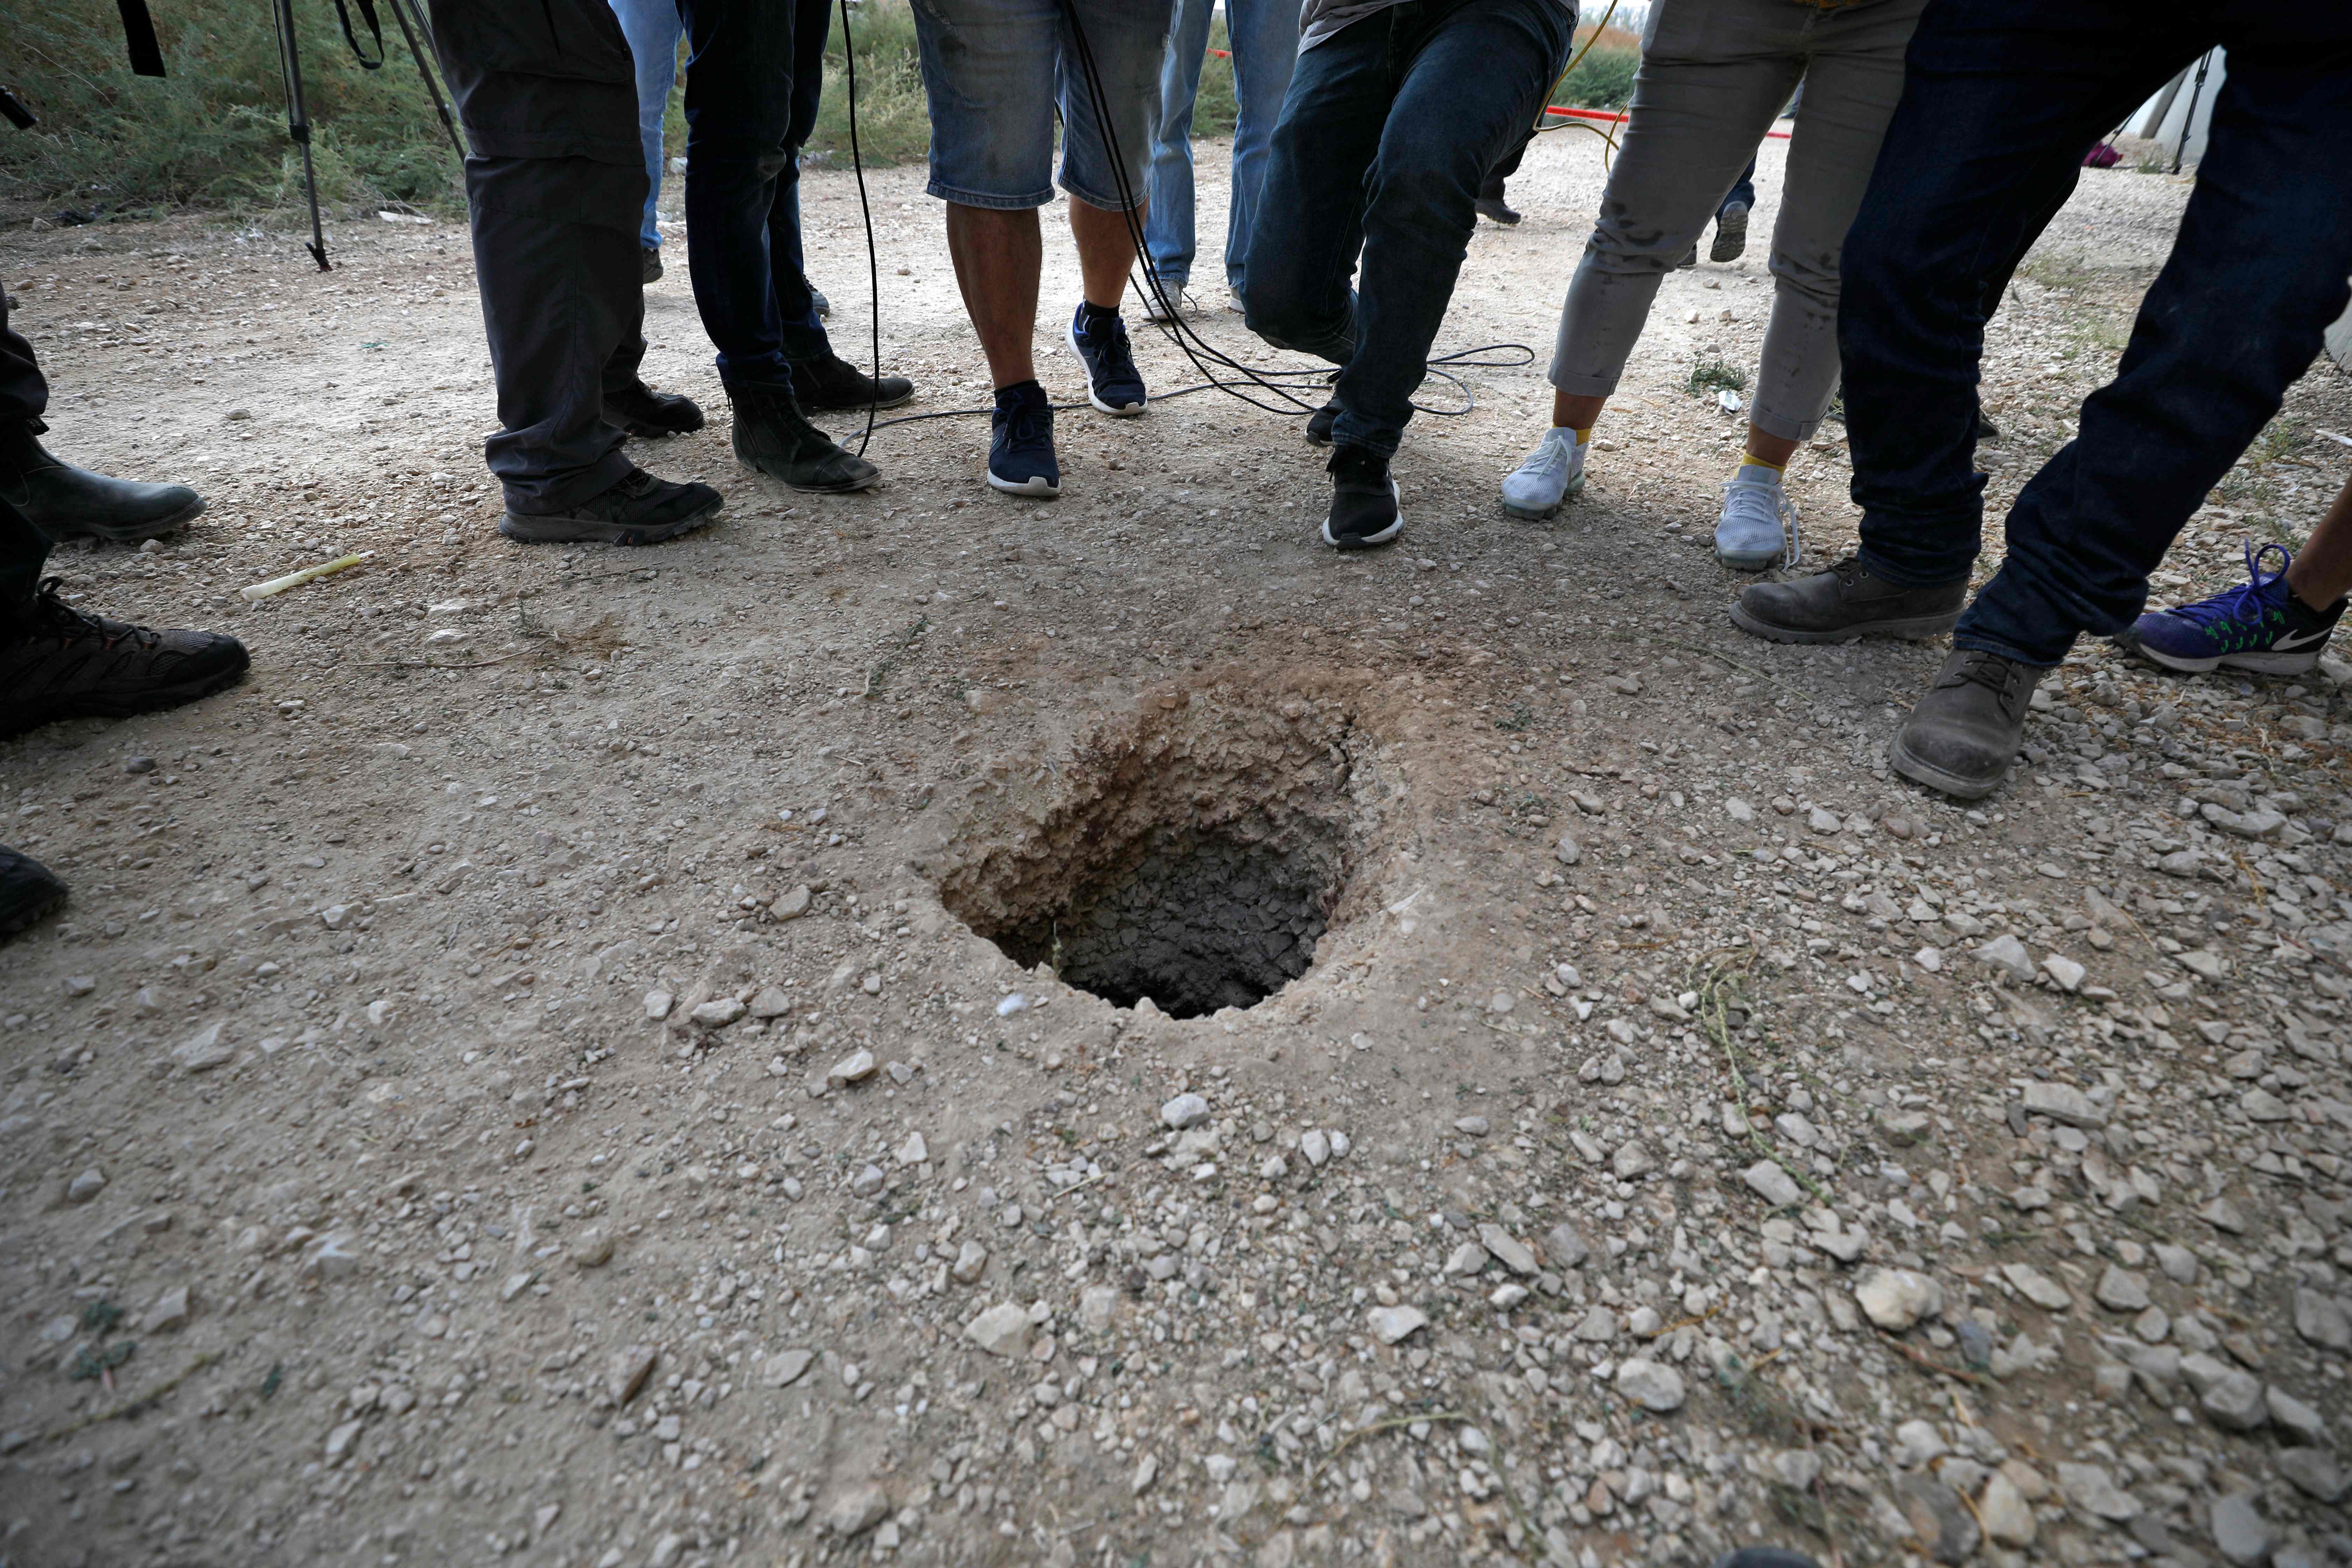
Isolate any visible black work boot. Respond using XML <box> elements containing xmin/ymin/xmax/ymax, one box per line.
<box><xmin>1888</xmin><ymin>649</ymin><xmax>2046</xmax><ymax>800</ymax></box>
<box><xmin>1730</xmin><ymin>555</ymin><xmax>1968</xmax><ymax>644</ymax></box>
<box><xmin>0</xmin><ymin>845</ymin><xmax>68</xmax><ymax>943</ymax></box>
<box><xmin>788</xmin><ymin>352</ymin><xmax>915</xmax><ymax>412</ymax></box>
<box><xmin>0</xmin><ymin>578</ymin><xmax>249</xmax><ymax>738</ymax></box>
<box><xmin>724</xmin><ymin>382</ymin><xmax>879</xmax><ymax>492</ymax></box>
<box><xmin>1322</xmin><ymin>444</ymin><xmax>1402</xmax><ymax>551</ymax></box>
<box><xmin>0</xmin><ymin>421</ymin><xmax>203</xmax><ymax>544</ymax></box>
<box><xmin>499</xmin><ymin>467</ymin><xmax>724</xmax><ymax>546</ymax></box>
<box><xmin>603</xmin><ymin>380</ymin><xmax>706</xmax><ymax>439</ymax></box>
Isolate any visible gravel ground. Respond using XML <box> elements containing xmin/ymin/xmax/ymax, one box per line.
<box><xmin>1</xmin><ymin>128</ymin><xmax>2349</xmax><ymax>1568</ymax></box>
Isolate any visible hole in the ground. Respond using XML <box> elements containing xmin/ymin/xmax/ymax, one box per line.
<box><xmin>934</xmin><ymin>686</ymin><xmax>1382</xmax><ymax>1020</ymax></box>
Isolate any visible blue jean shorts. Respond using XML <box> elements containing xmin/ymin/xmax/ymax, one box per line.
<box><xmin>911</xmin><ymin>0</ymin><xmax>1175</xmax><ymax>211</ymax></box>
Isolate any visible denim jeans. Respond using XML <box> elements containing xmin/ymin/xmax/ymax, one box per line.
<box><xmin>1721</xmin><ymin>154</ymin><xmax>1756</xmax><ymax>215</ymax></box>
<box><xmin>679</xmin><ymin>0</ymin><xmax>834</xmax><ymax>383</ymax></box>
<box><xmin>1143</xmin><ymin>0</ymin><xmax>1298</xmax><ymax>295</ymax></box>
<box><xmin>1243</xmin><ymin>0</ymin><xmax>1573</xmax><ymax>457</ymax></box>
<box><xmin>910</xmin><ymin>0</ymin><xmax>1172</xmax><ymax>210</ymax></box>
<box><xmin>1549</xmin><ymin>0</ymin><xmax>1923</xmax><ymax>443</ymax></box>
<box><xmin>1840</xmin><ymin>0</ymin><xmax>2352</xmax><ymax>667</ymax></box>
<box><xmin>608</xmin><ymin>0</ymin><xmax>682</xmax><ymax>251</ymax></box>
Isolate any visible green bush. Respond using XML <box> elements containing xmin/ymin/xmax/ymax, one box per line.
<box><xmin>0</xmin><ymin>0</ymin><xmax>464</xmax><ymax>215</ymax></box>
<box><xmin>1556</xmin><ymin>43</ymin><xmax>1638</xmax><ymax>111</ymax></box>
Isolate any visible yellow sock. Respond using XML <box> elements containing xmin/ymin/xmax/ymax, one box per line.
<box><xmin>1738</xmin><ymin>453</ymin><xmax>1786</xmax><ymax>479</ymax></box>
<box><xmin>1562</xmin><ymin>425</ymin><xmax>1593</xmax><ymax>446</ymax></box>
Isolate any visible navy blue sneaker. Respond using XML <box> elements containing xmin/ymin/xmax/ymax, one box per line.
<box><xmin>988</xmin><ymin>380</ymin><xmax>1060</xmax><ymax>498</ymax></box>
<box><xmin>1066</xmin><ymin>303</ymin><xmax>1147</xmax><ymax>416</ymax></box>
<box><xmin>2120</xmin><ymin>541</ymin><xmax>2344</xmax><ymax>674</ymax></box>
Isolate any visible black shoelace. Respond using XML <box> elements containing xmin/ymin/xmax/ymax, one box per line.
<box><xmin>30</xmin><ymin>578</ymin><xmax>156</xmax><ymax>652</ymax></box>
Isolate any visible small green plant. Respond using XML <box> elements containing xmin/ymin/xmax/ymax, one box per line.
<box><xmin>1686</xmin><ymin>355</ymin><xmax>1749</xmax><ymax>399</ymax></box>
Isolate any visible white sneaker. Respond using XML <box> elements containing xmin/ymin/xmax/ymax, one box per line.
<box><xmin>1500</xmin><ymin>427</ymin><xmax>1587</xmax><ymax>518</ymax></box>
<box><xmin>1141</xmin><ymin>284</ymin><xmax>1196</xmax><ymax>324</ymax></box>
<box><xmin>1714</xmin><ymin>471</ymin><xmax>1799</xmax><ymax>570</ymax></box>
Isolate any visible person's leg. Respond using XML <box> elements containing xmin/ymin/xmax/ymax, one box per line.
<box><xmin>0</xmin><ymin>493</ymin><xmax>48</xmax><ymax>644</ymax></box>
<box><xmin>1506</xmin><ymin>0</ymin><xmax>1795</xmax><ymax>520</ymax></box>
<box><xmin>1954</xmin><ymin>48</ymin><xmax>2352</xmax><ymax>671</ymax></box>
<box><xmin>1339</xmin><ymin>0</ymin><xmax>1569</xmax><ymax>458</ymax></box>
<box><xmin>772</xmin><ymin>0</ymin><xmax>833</xmax><ymax>360</ymax></box>
<box><xmin>680</xmin><ymin>0</ymin><xmax>810</xmax><ymax>384</ymax></box>
<box><xmin>1719</xmin><ymin>153</ymin><xmax>1757</xmax><ymax>218</ymax></box>
<box><xmin>467</xmin><ymin>155</ymin><xmax>651</xmax><ymax>513</ymax></box>
<box><xmin>1838</xmin><ymin>1</ymin><xmax>2197</xmax><ymax>595</ymax></box>
<box><xmin>912</xmin><ymin>0</ymin><xmax>1060</xmax><ymax>391</ymax></box>
<box><xmin>1710</xmin><ymin>0</ymin><xmax>1922</xmax><ymax>569</ymax></box>
<box><xmin>2289</xmin><ymin>476</ymin><xmax>2352</xmax><ymax>609</ymax></box>
<box><xmin>1055</xmin><ymin>0</ymin><xmax>1173</xmax><ymax>414</ymax></box>
<box><xmin>607</xmin><ymin>0</ymin><xmax>681</xmax><ymax>254</ymax></box>
<box><xmin>1238</xmin><ymin>19</ymin><xmax>1391</xmax><ymax>369</ymax></box>
<box><xmin>1144</xmin><ymin>0</ymin><xmax>1216</xmax><ymax>295</ymax></box>
<box><xmin>1222</xmin><ymin>0</ymin><xmax>1300</xmax><ymax>295</ymax></box>
<box><xmin>1546</xmin><ymin>0</ymin><xmax>1805</xmax><ymax>436</ymax></box>
<box><xmin>0</xmin><ymin>284</ymin><xmax>46</xmax><ymax>431</ymax></box>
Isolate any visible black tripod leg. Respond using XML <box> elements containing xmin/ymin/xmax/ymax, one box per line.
<box><xmin>272</xmin><ymin>0</ymin><xmax>332</xmax><ymax>269</ymax></box>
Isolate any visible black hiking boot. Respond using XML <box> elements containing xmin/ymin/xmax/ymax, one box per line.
<box><xmin>0</xmin><ymin>421</ymin><xmax>203</xmax><ymax>544</ymax></box>
<box><xmin>1889</xmin><ymin>650</ymin><xmax>2046</xmax><ymax>800</ymax></box>
<box><xmin>603</xmin><ymin>380</ymin><xmax>706</xmax><ymax>439</ymax></box>
<box><xmin>789</xmin><ymin>352</ymin><xmax>914</xmax><ymax>413</ymax></box>
<box><xmin>724</xmin><ymin>382</ymin><xmax>880</xmax><ymax>492</ymax></box>
<box><xmin>1730</xmin><ymin>555</ymin><xmax>1968</xmax><ymax>644</ymax></box>
<box><xmin>499</xmin><ymin>467</ymin><xmax>724</xmax><ymax>546</ymax></box>
<box><xmin>0</xmin><ymin>578</ymin><xmax>248</xmax><ymax>738</ymax></box>
<box><xmin>0</xmin><ymin>845</ymin><xmax>67</xmax><ymax>944</ymax></box>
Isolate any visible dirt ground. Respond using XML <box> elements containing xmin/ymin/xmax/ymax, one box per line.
<box><xmin>3</xmin><ymin>125</ymin><xmax>2351</xmax><ymax>1568</ymax></box>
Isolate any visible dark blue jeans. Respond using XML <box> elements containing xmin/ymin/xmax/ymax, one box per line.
<box><xmin>1841</xmin><ymin>0</ymin><xmax>2352</xmax><ymax>667</ymax></box>
<box><xmin>1241</xmin><ymin>0</ymin><xmax>1572</xmax><ymax>457</ymax></box>
<box><xmin>1721</xmin><ymin>155</ymin><xmax>1756</xmax><ymax>216</ymax></box>
<box><xmin>680</xmin><ymin>0</ymin><xmax>834</xmax><ymax>384</ymax></box>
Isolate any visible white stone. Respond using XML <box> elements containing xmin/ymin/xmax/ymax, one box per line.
<box><xmin>1973</xmin><ymin>934</ymin><xmax>2036</xmax><ymax>982</ymax></box>
<box><xmin>65</xmin><ymin>1167</ymin><xmax>107</xmax><ymax>1204</ymax></box>
<box><xmin>1367</xmin><ymin>1305</ymin><xmax>1428</xmax><ymax>1346</ymax></box>
<box><xmin>689</xmin><ymin>996</ymin><xmax>746</xmax><ymax>1027</ymax></box>
<box><xmin>2021</xmin><ymin>1080</ymin><xmax>2106</xmax><ymax>1128</ymax></box>
<box><xmin>1161</xmin><ymin>1093</ymin><xmax>1210</xmax><ymax>1129</ymax></box>
<box><xmin>951</xmin><ymin>1240</ymin><xmax>988</xmax><ymax>1284</ymax></box>
<box><xmin>827</xmin><ymin>1049</ymin><xmax>876</xmax><ymax>1086</ymax></box>
<box><xmin>643</xmin><ymin>989</ymin><xmax>674</xmax><ymax>1021</ymax></box>
<box><xmin>762</xmin><ymin>1348</ymin><xmax>815</xmax><ymax>1388</ymax></box>
<box><xmin>2041</xmin><ymin>954</ymin><xmax>2086</xmax><ymax>992</ymax></box>
<box><xmin>1299</xmin><ymin>1129</ymin><xmax>1330</xmax><ymax>1168</ymax></box>
<box><xmin>1477</xmin><ymin>1224</ymin><xmax>1538</xmax><ymax>1276</ymax></box>
<box><xmin>2002</xmin><ymin>1262</ymin><xmax>2073</xmax><ymax>1311</ymax></box>
<box><xmin>895</xmin><ymin>1132</ymin><xmax>928</xmax><ymax>1167</ymax></box>
<box><xmin>1854</xmin><ymin>1268</ymin><xmax>1942</xmax><ymax>1332</ymax></box>
<box><xmin>172</xmin><ymin>1021</ymin><xmax>234</xmax><ymax>1072</ymax></box>
<box><xmin>1615</xmin><ymin>1359</ymin><xmax>1686</xmax><ymax>1413</ymax></box>
<box><xmin>966</xmin><ymin>1302</ymin><xmax>1032</xmax><ymax>1357</ymax></box>
<box><xmin>1743</xmin><ymin>1160</ymin><xmax>1804</xmax><ymax>1208</ymax></box>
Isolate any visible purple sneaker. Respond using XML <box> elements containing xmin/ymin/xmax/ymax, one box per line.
<box><xmin>2120</xmin><ymin>541</ymin><xmax>2343</xmax><ymax>674</ymax></box>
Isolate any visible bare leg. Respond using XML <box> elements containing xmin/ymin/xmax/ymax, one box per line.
<box><xmin>945</xmin><ymin>203</ymin><xmax>1044</xmax><ymax>390</ymax></box>
<box><xmin>1743</xmin><ymin>427</ymin><xmax>1799</xmax><ymax>468</ymax></box>
<box><xmin>1550</xmin><ymin>391</ymin><xmax>1607</xmax><ymax>430</ymax></box>
<box><xmin>1070</xmin><ymin>196</ymin><xmax>1143</xmax><ymax>312</ymax></box>
<box><xmin>2286</xmin><ymin>474</ymin><xmax>2352</xmax><ymax>607</ymax></box>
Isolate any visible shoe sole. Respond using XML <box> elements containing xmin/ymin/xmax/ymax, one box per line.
<box><xmin>1710</xmin><ymin>211</ymin><xmax>1748</xmax><ymax>263</ymax></box>
<box><xmin>1322</xmin><ymin>482</ymin><xmax>1403</xmax><ymax>551</ymax></box>
<box><xmin>500</xmin><ymin>494</ymin><xmax>724</xmax><ymax>546</ymax></box>
<box><xmin>1715</xmin><ymin>542</ymin><xmax>1782</xmax><ymax>571</ymax></box>
<box><xmin>1306</xmin><ymin>426</ymin><xmax>1335</xmax><ymax>449</ymax></box>
<box><xmin>1728</xmin><ymin>600</ymin><xmax>1960</xmax><ymax>645</ymax></box>
<box><xmin>1889</xmin><ymin>733</ymin><xmax>2006</xmax><ymax>801</ymax></box>
<box><xmin>1066</xmin><ymin>323</ymin><xmax>1148</xmax><ymax>416</ymax></box>
<box><xmin>1501</xmin><ymin>473</ymin><xmax>1585</xmax><ymax>520</ymax></box>
<box><xmin>987</xmin><ymin>471</ymin><xmax>1060</xmax><ymax>498</ymax></box>
<box><xmin>2127</xmin><ymin>639</ymin><xmax>2322</xmax><ymax>676</ymax></box>
<box><xmin>799</xmin><ymin>392</ymin><xmax>917</xmax><ymax>413</ymax></box>
<box><xmin>36</xmin><ymin>494</ymin><xmax>207</xmax><ymax>545</ymax></box>
<box><xmin>1</xmin><ymin>653</ymin><xmax>249</xmax><ymax>742</ymax></box>
<box><xmin>604</xmin><ymin>412</ymin><xmax>705</xmax><ymax>439</ymax></box>
<box><xmin>734</xmin><ymin>454</ymin><xmax>880</xmax><ymax>495</ymax></box>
